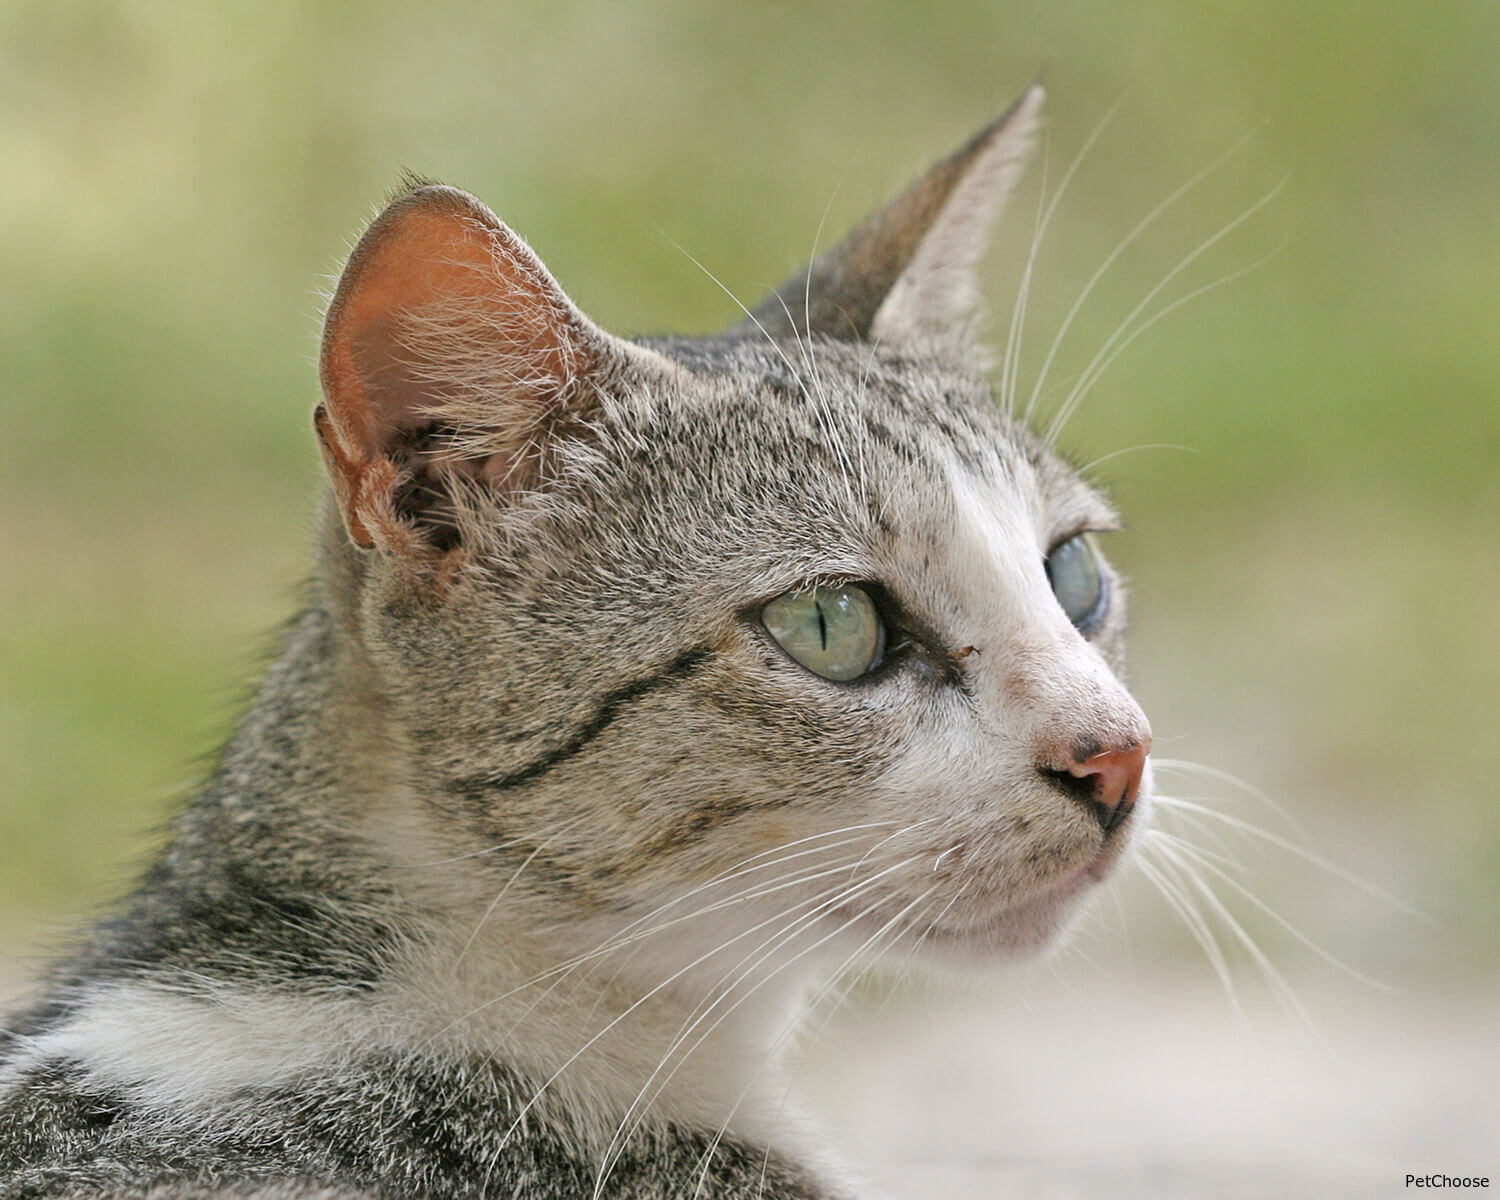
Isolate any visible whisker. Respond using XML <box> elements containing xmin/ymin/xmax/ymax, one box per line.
<box><xmin>1152</xmin><ymin>794</ymin><xmax>1424</xmax><ymax>916</ymax></box>
<box><xmin>1151</xmin><ymin>836</ymin><xmax>1317</xmax><ymax>1034</ymax></box>
<box><xmin>1147</xmin><ymin>827</ymin><xmax>1264</xmax><ymax>879</ymax></box>
<box><xmin>1134</xmin><ymin>851</ymin><xmax>1243</xmax><ymax>1022</ymax></box>
<box><xmin>406</xmin><ymin>833</ymin><xmax>541</xmax><ymax>868</ymax></box>
<box><xmin>1151</xmin><ymin>830</ymin><xmax>1397</xmax><ymax>993</ymax></box>
<box><xmin>685</xmin><ymin>885</ymin><xmax>943</xmax><ymax>1198</ymax></box>
<box><xmin>1044</xmin><ymin>192</ymin><xmax>1285</xmax><ymax>446</ymax></box>
<box><xmin>849</xmin><ymin>815</ymin><xmax>939</xmax><ymax>879</ymax></box>
<box><xmin>447</xmin><ymin>815</ymin><xmax>590</xmax><ymax>976</ymax></box>
<box><xmin>480</xmin><ymin>846</ymin><xmax>902</xmax><ymax>1027</ymax></box>
<box><xmin>1077</xmin><ymin>442</ymin><xmax>1198</xmax><ymax>474</ymax></box>
<box><xmin>589</xmin><ymin>857</ymin><xmax>928</xmax><ymax>1195</ymax></box>
<box><xmin>1024</xmin><ymin>124</ymin><xmax>1263</xmax><ymax>424</ymax></box>
<box><xmin>603</xmin><ymin>870</ymin><xmax>930</xmax><ymax>1188</ymax></box>
<box><xmin>1002</xmin><ymin>95</ymin><xmax>1126</xmax><ymax>418</ymax></box>
<box><xmin>499</xmin><ymin>859</ymin><xmax>865</xmax><ymax>1034</ymax></box>
<box><xmin>1000</xmin><ymin>125</ymin><xmax>1049</xmax><ymax>420</ymax></box>
<box><xmin>1152</xmin><ymin>757</ymin><xmax>1308</xmax><ymax>834</ymax></box>
<box><xmin>769</xmin><ymin>290</ymin><xmax>861</xmax><ymax>510</ymax></box>
<box><xmin>425</xmin><ymin>832</ymin><xmax>904</xmax><ymax>1042</ymax></box>
<box><xmin>480</xmin><ymin>873</ymin><xmax>878</xmax><ymax>1196</ymax></box>
<box><xmin>504</xmin><ymin>852</ymin><xmax>927</xmax><ymax>1179</ymax></box>
<box><xmin>510</xmin><ymin>845</ymin><xmax>928</xmax><ymax>1039</ymax></box>
<box><xmin>657</xmin><ymin>229</ymin><xmax>811</xmax><ymax>400</ymax></box>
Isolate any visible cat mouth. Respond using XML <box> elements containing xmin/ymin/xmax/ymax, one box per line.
<box><xmin>897</xmin><ymin>821</ymin><xmax>1143</xmax><ymax>956</ymax></box>
<box><xmin>817</xmin><ymin>852</ymin><xmax>1099</xmax><ymax>960</ymax></box>
<box><xmin>817</xmin><ymin>789</ymin><xmax>1151</xmax><ymax>961</ymax></box>
<box><xmin>918</xmin><ymin>868</ymin><xmax>1103</xmax><ymax>955</ymax></box>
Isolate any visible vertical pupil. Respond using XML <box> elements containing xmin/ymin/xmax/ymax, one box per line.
<box><xmin>816</xmin><ymin>600</ymin><xmax>828</xmax><ymax>650</ymax></box>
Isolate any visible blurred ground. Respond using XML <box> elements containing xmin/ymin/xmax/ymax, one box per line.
<box><xmin>802</xmin><ymin>970</ymin><xmax>1499</xmax><ymax>1199</ymax></box>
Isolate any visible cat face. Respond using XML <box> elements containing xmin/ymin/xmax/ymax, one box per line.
<box><xmin>315</xmin><ymin>85</ymin><xmax>1150</xmax><ymax>976</ymax></box>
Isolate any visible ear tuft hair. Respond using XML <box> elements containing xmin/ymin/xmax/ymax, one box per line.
<box><xmin>388</xmin><ymin>169</ymin><xmax>442</xmax><ymax>207</ymax></box>
<box><xmin>316</xmin><ymin>184</ymin><xmax>657</xmax><ymax>555</ymax></box>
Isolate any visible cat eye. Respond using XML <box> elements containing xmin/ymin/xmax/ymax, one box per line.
<box><xmin>762</xmin><ymin>585</ymin><xmax>886</xmax><ymax>682</ymax></box>
<box><xmin>1045</xmin><ymin>533</ymin><xmax>1106</xmax><ymax>629</ymax></box>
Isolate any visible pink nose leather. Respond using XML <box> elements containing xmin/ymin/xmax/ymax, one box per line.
<box><xmin>1066</xmin><ymin>738</ymin><xmax>1150</xmax><ymax>812</ymax></box>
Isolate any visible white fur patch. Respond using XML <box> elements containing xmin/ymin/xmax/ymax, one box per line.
<box><xmin>0</xmin><ymin>946</ymin><xmax>825</xmax><ymax>1165</ymax></box>
<box><xmin>3</xmin><ymin>985</ymin><xmax>395</xmax><ymax>1111</ymax></box>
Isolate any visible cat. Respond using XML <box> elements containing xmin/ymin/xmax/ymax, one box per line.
<box><xmin>0</xmin><ymin>83</ymin><xmax>1153</xmax><ymax>1199</ymax></box>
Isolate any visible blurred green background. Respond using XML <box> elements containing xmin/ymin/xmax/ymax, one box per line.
<box><xmin>2</xmin><ymin>0</ymin><xmax>1495</xmax><ymax>1000</ymax></box>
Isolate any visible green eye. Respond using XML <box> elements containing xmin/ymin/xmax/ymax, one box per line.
<box><xmin>762</xmin><ymin>585</ymin><xmax>885</xmax><ymax>682</ymax></box>
<box><xmin>1045</xmin><ymin>533</ymin><xmax>1106</xmax><ymax>628</ymax></box>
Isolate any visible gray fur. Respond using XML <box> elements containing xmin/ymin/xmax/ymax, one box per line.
<box><xmin>0</xmin><ymin>1054</ymin><xmax>830</xmax><ymax>1199</ymax></box>
<box><xmin>2</xmin><ymin>87</ymin><xmax>1154</xmax><ymax>1198</ymax></box>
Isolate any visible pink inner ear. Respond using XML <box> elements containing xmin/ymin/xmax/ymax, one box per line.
<box><xmin>319</xmin><ymin>190</ymin><xmax>580</xmax><ymax>474</ymax></box>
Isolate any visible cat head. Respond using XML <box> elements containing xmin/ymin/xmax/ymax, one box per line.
<box><xmin>314</xmin><ymin>85</ymin><xmax>1151</xmax><ymax>970</ymax></box>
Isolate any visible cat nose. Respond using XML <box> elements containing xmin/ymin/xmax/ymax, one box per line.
<box><xmin>1041</xmin><ymin>733</ymin><xmax>1151</xmax><ymax>835</ymax></box>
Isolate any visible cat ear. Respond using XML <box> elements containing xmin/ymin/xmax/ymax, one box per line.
<box><xmin>742</xmin><ymin>84</ymin><xmax>1043</xmax><ymax>355</ymax></box>
<box><xmin>317</xmin><ymin>183</ymin><xmax>660</xmax><ymax>552</ymax></box>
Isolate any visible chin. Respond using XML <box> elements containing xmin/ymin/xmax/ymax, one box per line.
<box><xmin>915</xmin><ymin>877</ymin><xmax>1096</xmax><ymax>968</ymax></box>
<box><xmin>915</xmin><ymin>810</ymin><xmax>1149</xmax><ymax>968</ymax></box>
